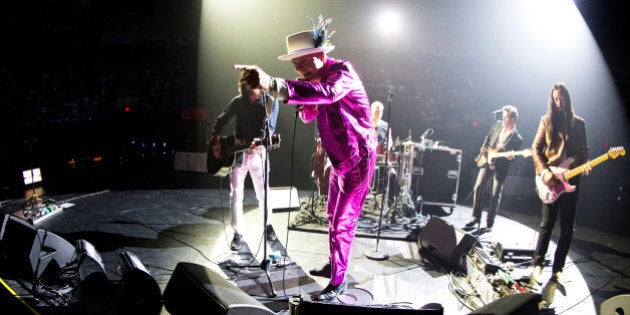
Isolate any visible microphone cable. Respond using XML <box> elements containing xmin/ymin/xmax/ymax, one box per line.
<box><xmin>278</xmin><ymin>106</ymin><xmax>305</xmax><ymax>299</ymax></box>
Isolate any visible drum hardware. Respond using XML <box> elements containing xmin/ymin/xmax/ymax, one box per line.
<box><xmin>291</xmin><ymin>135</ymin><xmax>328</xmax><ymax>227</ymax></box>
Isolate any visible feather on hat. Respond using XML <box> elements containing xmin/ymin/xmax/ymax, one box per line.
<box><xmin>278</xmin><ymin>15</ymin><xmax>335</xmax><ymax>61</ymax></box>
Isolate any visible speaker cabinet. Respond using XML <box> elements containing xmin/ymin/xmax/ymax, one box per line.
<box><xmin>0</xmin><ymin>214</ymin><xmax>75</xmax><ymax>279</ymax></box>
<box><xmin>468</xmin><ymin>293</ymin><xmax>541</xmax><ymax>315</ymax></box>
<box><xmin>163</xmin><ymin>262</ymin><xmax>274</xmax><ymax>315</ymax></box>
<box><xmin>296</xmin><ymin>298</ymin><xmax>443</xmax><ymax>314</ymax></box>
<box><xmin>0</xmin><ymin>214</ymin><xmax>40</xmax><ymax>278</ymax></box>
<box><xmin>112</xmin><ymin>251</ymin><xmax>162</xmax><ymax>315</ymax></box>
<box><xmin>36</xmin><ymin>229</ymin><xmax>76</xmax><ymax>279</ymax></box>
<box><xmin>418</xmin><ymin>147</ymin><xmax>462</xmax><ymax>207</ymax></box>
<box><xmin>72</xmin><ymin>239</ymin><xmax>110</xmax><ymax>313</ymax></box>
<box><xmin>417</xmin><ymin>217</ymin><xmax>477</xmax><ymax>272</ymax></box>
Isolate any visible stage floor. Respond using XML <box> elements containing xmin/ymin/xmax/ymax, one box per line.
<box><xmin>1</xmin><ymin>171</ymin><xmax>629</xmax><ymax>314</ymax></box>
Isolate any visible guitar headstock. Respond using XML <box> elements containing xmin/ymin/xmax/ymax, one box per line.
<box><xmin>269</xmin><ymin>133</ymin><xmax>281</xmax><ymax>150</ymax></box>
<box><xmin>608</xmin><ymin>146</ymin><xmax>626</xmax><ymax>159</ymax></box>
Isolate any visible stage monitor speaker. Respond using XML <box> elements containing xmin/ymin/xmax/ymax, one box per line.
<box><xmin>468</xmin><ymin>293</ymin><xmax>541</xmax><ymax>315</ymax></box>
<box><xmin>113</xmin><ymin>251</ymin><xmax>162</xmax><ymax>315</ymax></box>
<box><xmin>72</xmin><ymin>239</ymin><xmax>109</xmax><ymax>309</ymax></box>
<box><xmin>0</xmin><ymin>214</ymin><xmax>75</xmax><ymax>279</ymax></box>
<box><xmin>270</xmin><ymin>186</ymin><xmax>300</xmax><ymax>210</ymax></box>
<box><xmin>0</xmin><ymin>214</ymin><xmax>40</xmax><ymax>278</ymax></box>
<box><xmin>163</xmin><ymin>262</ymin><xmax>274</xmax><ymax>315</ymax></box>
<box><xmin>417</xmin><ymin>217</ymin><xmax>478</xmax><ymax>272</ymax></box>
<box><xmin>35</xmin><ymin>229</ymin><xmax>76</xmax><ymax>279</ymax></box>
<box><xmin>295</xmin><ymin>298</ymin><xmax>443</xmax><ymax>314</ymax></box>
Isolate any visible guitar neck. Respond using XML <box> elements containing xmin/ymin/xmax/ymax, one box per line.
<box><xmin>490</xmin><ymin>149</ymin><xmax>529</xmax><ymax>159</ymax></box>
<box><xmin>564</xmin><ymin>153</ymin><xmax>609</xmax><ymax>180</ymax></box>
<box><xmin>230</xmin><ymin>144</ymin><xmax>253</xmax><ymax>154</ymax></box>
<box><xmin>229</xmin><ymin>136</ymin><xmax>280</xmax><ymax>154</ymax></box>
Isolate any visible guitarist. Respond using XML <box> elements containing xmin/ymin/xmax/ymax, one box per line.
<box><xmin>531</xmin><ymin>82</ymin><xmax>591</xmax><ymax>285</ymax></box>
<box><xmin>211</xmin><ymin>74</ymin><xmax>279</xmax><ymax>251</ymax></box>
<box><xmin>465</xmin><ymin>105</ymin><xmax>522</xmax><ymax>231</ymax></box>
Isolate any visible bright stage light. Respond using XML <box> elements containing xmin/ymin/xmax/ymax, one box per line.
<box><xmin>376</xmin><ymin>10</ymin><xmax>402</xmax><ymax>36</ymax></box>
<box><xmin>521</xmin><ymin>0</ymin><xmax>586</xmax><ymax>48</ymax></box>
<box><xmin>23</xmin><ymin>168</ymin><xmax>42</xmax><ymax>185</ymax></box>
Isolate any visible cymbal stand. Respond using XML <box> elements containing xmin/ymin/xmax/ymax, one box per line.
<box><xmin>292</xmin><ymin>127</ymin><xmax>327</xmax><ymax>226</ymax></box>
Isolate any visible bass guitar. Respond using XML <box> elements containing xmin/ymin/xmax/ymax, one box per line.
<box><xmin>535</xmin><ymin>146</ymin><xmax>625</xmax><ymax>204</ymax></box>
<box><xmin>207</xmin><ymin>134</ymin><xmax>281</xmax><ymax>176</ymax></box>
<box><xmin>475</xmin><ymin>148</ymin><xmax>532</xmax><ymax>167</ymax></box>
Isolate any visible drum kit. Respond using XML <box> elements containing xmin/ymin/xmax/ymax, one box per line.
<box><xmin>311</xmin><ymin>136</ymin><xmax>432</xmax><ymax>223</ymax></box>
<box><xmin>373</xmin><ymin>139</ymin><xmax>425</xmax><ymax>220</ymax></box>
<box><xmin>293</xmin><ymin>134</ymin><xmax>434</xmax><ymax>228</ymax></box>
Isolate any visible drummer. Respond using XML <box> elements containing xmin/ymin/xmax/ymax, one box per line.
<box><xmin>370</xmin><ymin>101</ymin><xmax>399</xmax><ymax>204</ymax></box>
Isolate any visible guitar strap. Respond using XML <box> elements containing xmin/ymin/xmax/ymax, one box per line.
<box><xmin>564</xmin><ymin>119</ymin><xmax>575</xmax><ymax>163</ymax></box>
<box><xmin>264</xmin><ymin>93</ymin><xmax>274</xmax><ymax>117</ymax></box>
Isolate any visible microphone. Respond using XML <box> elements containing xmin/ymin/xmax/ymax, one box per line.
<box><xmin>492</xmin><ymin>109</ymin><xmax>503</xmax><ymax>116</ymax></box>
<box><xmin>421</xmin><ymin>128</ymin><xmax>433</xmax><ymax>139</ymax></box>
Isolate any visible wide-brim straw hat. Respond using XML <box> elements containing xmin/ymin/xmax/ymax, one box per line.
<box><xmin>278</xmin><ymin>30</ymin><xmax>334</xmax><ymax>61</ymax></box>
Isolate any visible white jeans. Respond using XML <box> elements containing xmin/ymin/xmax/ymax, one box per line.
<box><xmin>230</xmin><ymin>148</ymin><xmax>273</xmax><ymax>234</ymax></box>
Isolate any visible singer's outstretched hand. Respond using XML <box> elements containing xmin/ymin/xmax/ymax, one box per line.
<box><xmin>233</xmin><ymin>64</ymin><xmax>273</xmax><ymax>91</ymax></box>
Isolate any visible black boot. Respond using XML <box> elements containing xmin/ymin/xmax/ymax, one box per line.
<box><xmin>309</xmin><ymin>262</ymin><xmax>331</xmax><ymax>278</ymax></box>
<box><xmin>314</xmin><ymin>281</ymin><xmax>347</xmax><ymax>301</ymax></box>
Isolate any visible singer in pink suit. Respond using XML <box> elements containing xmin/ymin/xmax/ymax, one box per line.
<box><xmin>235</xmin><ymin>16</ymin><xmax>377</xmax><ymax>302</ymax></box>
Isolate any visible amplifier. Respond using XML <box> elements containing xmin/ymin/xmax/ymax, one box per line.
<box><xmin>417</xmin><ymin>146</ymin><xmax>462</xmax><ymax>208</ymax></box>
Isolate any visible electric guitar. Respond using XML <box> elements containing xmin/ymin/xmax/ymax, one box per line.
<box><xmin>475</xmin><ymin>148</ymin><xmax>532</xmax><ymax>167</ymax></box>
<box><xmin>535</xmin><ymin>146</ymin><xmax>625</xmax><ymax>204</ymax></box>
<box><xmin>207</xmin><ymin>134</ymin><xmax>281</xmax><ymax>176</ymax></box>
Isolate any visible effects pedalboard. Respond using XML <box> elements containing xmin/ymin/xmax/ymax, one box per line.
<box><xmin>22</xmin><ymin>198</ymin><xmax>64</xmax><ymax>225</ymax></box>
<box><xmin>465</xmin><ymin>245</ymin><xmax>531</xmax><ymax>305</ymax></box>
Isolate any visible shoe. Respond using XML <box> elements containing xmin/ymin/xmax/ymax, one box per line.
<box><xmin>485</xmin><ymin>226</ymin><xmax>493</xmax><ymax>233</ymax></box>
<box><xmin>464</xmin><ymin>219</ymin><xmax>479</xmax><ymax>228</ymax></box>
<box><xmin>531</xmin><ymin>265</ymin><xmax>544</xmax><ymax>284</ymax></box>
<box><xmin>266</xmin><ymin>225</ymin><xmax>277</xmax><ymax>242</ymax></box>
<box><xmin>230</xmin><ymin>233</ymin><xmax>243</xmax><ymax>251</ymax></box>
<box><xmin>309</xmin><ymin>262</ymin><xmax>332</xmax><ymax>278</ymax></box>
<box><xmin>314</xmin><ymin>281</ymin><xmax>347</xmax><ymax>301</ymax></box>
<box><xmin>551</xmin><ymin>271</ymin><xmax>563</xmax><ymax>283</ymax></box>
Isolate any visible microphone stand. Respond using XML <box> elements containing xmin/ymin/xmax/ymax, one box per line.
<box><xmin>232</xmin><ymin>92</ymin><xmax>277</xmax><ymax>297</ymax></box>
<box><xmin>23</xmin><ymin>136</ymin><xmax>44</xmax><ymax>221</ymax></box>
<box><xmin>364</xmin><ymin>91</ymin><xmax>394</xmax><ymax>261</ymax></box>
<box><xmin>260</xmin><ymin>93</ymin><xmax>277</xmax><ymax>297</ymax></box>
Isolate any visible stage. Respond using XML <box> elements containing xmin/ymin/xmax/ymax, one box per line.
<box><xmin>1</xmin><ymin>171</ymin><xmax>629</xmax><ymax>314</ymax></box>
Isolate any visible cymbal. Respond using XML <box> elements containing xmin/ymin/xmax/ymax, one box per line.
<box><xmin>402</xmin><ymin>140</ymin><xmax>418</xmax><ymax>146</ymax></box>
